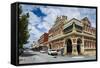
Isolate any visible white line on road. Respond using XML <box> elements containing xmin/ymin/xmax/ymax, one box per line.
<box><xmin>72</xmin><ymin>56</ymin><xmax>84</xmax><ymax>58</ymax></box>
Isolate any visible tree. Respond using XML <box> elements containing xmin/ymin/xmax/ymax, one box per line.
<box><xmin>18</xmin><ymin>6</ymin><xmax>30</xmax><ymax>49</ymax></box>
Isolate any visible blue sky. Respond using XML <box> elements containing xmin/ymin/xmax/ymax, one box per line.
<box><xmin>20</xmin><ymin>4</ymin><xmax>96</xmax><ymax>47</ymax></box>
<box><xmin>31</xmin><ymin>7</ymin><xmax>47</xmax><ymax>17</ymax></box>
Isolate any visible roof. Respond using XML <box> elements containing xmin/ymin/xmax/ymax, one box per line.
<box><xmin>64</xmin><ymin>18</ymin><xmax>83</xmax><ymax>29</ymax></box>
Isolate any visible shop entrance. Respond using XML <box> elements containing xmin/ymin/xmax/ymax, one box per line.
<box><xmin>66</xmin><ymin>39</ymin><xmax>72</xmax><ymax>55</ymax></box>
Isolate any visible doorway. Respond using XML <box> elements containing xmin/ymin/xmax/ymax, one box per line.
<box><xmin>77</xmin><ymin>38</ymin><xmax>82</xmax><ymax>55</ymax></box>
<box><xmin>66</xmin><ymin>39</ymin><xmax>72</xmax><ymax>55</ymax></box>
<box><xmin>49</xmin><ymin>44</ymin><xmax>52</xmax><ymax>49</ymax></box>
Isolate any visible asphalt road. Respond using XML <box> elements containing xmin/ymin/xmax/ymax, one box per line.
<box><xmin>19</xmin><ymin>49</ymin><xmax>96</xmax><ymax>64</ymax></box>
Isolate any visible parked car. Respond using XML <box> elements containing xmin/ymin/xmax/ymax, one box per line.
<box><xmin>40</xmin><ymin>50</ymin><xmax>46</xmax><ymax>53</ymax></box>
<box><xmin>48</xmin><ymin>49</ymin><xmax>58</xmax><ymax>56</ymax></box>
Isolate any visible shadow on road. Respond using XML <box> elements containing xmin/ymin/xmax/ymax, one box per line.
<box><xmin>20</xmin><ymin>52</ymin><xmax>37</xmax><ymax>57</ymax></box>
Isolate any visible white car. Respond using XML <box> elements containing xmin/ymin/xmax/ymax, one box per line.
<box><xmin>48</xmin><ymin>49</ymin><xmax>58</xmax><ymax>55</ymax></box>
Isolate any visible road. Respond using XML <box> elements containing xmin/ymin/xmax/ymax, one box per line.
<box><xmin>19</xmin><ymin>49</ymin><xmax>96</xmax><ymax>64</ymax></box>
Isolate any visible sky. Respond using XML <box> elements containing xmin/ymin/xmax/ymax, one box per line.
<box><xmin>20</xmin><ymin>4</ymin><xmax>96</xmax><ymax>48</ymax></box>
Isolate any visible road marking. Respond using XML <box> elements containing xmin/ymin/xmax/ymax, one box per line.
<box><xmin>72</xmin><ymin>56</ymin><xmax>84</xmax><ymax>58</ymax></box>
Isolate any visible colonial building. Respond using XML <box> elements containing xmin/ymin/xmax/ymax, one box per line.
<box><xmin>38</xmin><ymin>33</ymin><xmax>48</xmax><ymax>51</ymax></box>
<box><xmin>48</xmin><ymin>16</ymin><xmax>96</xmax><ymax>56</ymax></box>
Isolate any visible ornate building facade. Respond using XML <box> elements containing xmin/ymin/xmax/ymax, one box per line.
<box><xmin>48</xmin><ymin>16</ymin><xmax>96</xmax><ymax>56</ymax></box>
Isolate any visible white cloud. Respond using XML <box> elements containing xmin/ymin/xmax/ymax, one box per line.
<box><xmin>28</xmin><ymin>24</ymin><xmax>44</xmax><ymax>41</ymax></box>
<box><xmin>27</xmin><ymin>11</ymin><xmax>44</xmax><ymax>43</ymax></box>
<box><xmin>42</xmin><ymin>6</ymin><xmax>96</xmax><ymax>28</ymax></box>
<box><xmin>37</xmin><ymin>24</ymin><xmax>44</xmax><ymax>29</ymax></box>
<box><xmin>89</xmin><ymin>19</ymin><xmax>96</xmax><ymax>27</ymax></box>
<box><xmin>79</xmin><ymin>8</ymin><xmax>96</xmax><ymax>27</ymax></box>
<box><xmin>58</xmin><ymin>7</ymin><xmax>81</xmax><ymax>19</ymax></box>
<box><xmin>41</xmin><ymin>6</ymin><xmax>81</xmax><ymax>22</ymax></box>
<box><xmin>42</xmin><ymin>21</ymin><xmax>52</xmax><ymax>31</ymax></box>
<box><xmin>28</xmin><ymin>12</ymin><xmax>41</xmax><ymax>26</ymax></box>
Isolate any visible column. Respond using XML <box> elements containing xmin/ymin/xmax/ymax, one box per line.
<box><xmin>81</xmin><ymin>36</ymin><xmax>84</xmax><ymax>55</ymax></box>
<box><xmin>71</xmin><ymin>38</ymin><xmax>78</xmax><ymax>55</ymax></box>
<box><xmin>72</xmin><ymin>43</ymin><xmax>78</xmax><ymax>55</ymax></box>
<box><xmin>63</xmin><ymin>40</ymin><xmax>67</xmax><ymax>55</ymax></box>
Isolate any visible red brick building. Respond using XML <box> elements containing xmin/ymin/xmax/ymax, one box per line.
<box><xmin>38</xmin><ymin>33</ymin><xmax>48</xmax><ymax>51</ymax></box>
